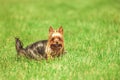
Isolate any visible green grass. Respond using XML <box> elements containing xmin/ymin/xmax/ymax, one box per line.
<box><xmin>0</xmin><ymin>0</ymin><xmax>120</xmax><ymax>80</ymax></box>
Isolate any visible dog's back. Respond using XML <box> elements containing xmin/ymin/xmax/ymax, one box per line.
<box><xmin>15</xmin><ymin>38</ymin><xmax>48</xmax><ymax>60</ymax></box>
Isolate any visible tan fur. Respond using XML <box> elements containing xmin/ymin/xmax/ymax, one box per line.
<box><xmin>45</xmin><ymin>26</ymin><xmax>64</xmax><ymax>59</ymax></box>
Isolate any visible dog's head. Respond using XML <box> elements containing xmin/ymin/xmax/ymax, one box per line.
<box><xmin>48</xmin><ymin>26</ymin><xmax>64</xmax><ymax>51</ymax></box>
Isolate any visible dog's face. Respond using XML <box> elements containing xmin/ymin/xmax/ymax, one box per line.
<box><xmin>48</xmin><ymin>26</ymin><xmax>64</xmax><ymax>51</ymax></box>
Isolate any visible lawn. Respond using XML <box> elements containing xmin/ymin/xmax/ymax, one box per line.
<box><xmin>0</xmin><ymin>0</ymin><xmax>120</xmax><ymax>80</ymax></box>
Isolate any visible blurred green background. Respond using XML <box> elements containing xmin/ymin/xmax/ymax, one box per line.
<box><xmin>0</xmin><ymin>0</ymin><xmax>120</xmax><ymax>80</ymax></box>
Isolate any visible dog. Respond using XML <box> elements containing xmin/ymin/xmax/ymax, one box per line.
<box><xmin>15</xmin><ymin>26</ymin><xmax>65</xmax><ymax>60</ymax></box>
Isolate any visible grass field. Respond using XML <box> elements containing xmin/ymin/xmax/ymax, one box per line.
<box><xmin>0</xmin><ymin>0</ymin><xmax>120</xmax><ymax>80</ymax></box>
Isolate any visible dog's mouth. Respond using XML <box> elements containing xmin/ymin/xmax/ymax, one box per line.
<box><xmin>50</xmin><ymin>44</ymin><xmax>62</xmax><ymax>50</ymax></box>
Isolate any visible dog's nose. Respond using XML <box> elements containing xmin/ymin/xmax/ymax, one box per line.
<box><xmin>56</xmin><ymin>41</ymin><xmax>58</xmax><ymax>44</ymax></box>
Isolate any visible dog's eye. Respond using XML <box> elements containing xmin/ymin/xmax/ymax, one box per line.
<box><xmin>51</xmin><ymin>38</ymin><xmax>54</xmax><ymax>41</ymax></box>
<box><xmin>58</xmin><ymin>37</ymin><xmax>62</xmax><ymax>41</ymax></box>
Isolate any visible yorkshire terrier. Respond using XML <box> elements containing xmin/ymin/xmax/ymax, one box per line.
<box><xmin>15</xmin><ymin>26</ymin><xmax>65</xmax><ymax>60</ymax></box>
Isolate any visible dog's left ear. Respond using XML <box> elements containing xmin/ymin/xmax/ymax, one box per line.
<box><xmin>58</xmin><ymin>26</ymin><xmax>63</xmax><ymax>34</ymax></box>
<box><xmin>49</xmin><ymin>26</ymin><xmax>54</xmax><ymax>33</ymax></box>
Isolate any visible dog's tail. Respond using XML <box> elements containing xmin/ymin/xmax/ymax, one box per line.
<box><xmin>15</xmin><ymin>37</ymin><xmax>26</xmax><ymax>55</ymax></box>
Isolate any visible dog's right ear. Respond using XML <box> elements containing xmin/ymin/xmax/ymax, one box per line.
<box><xmin>49</xmin><ymin>26</ymin><xmax>54</xmax><ymax>33</ymax></box>
<box><xmin>58</xmin><ymin>26</ymin><xmax>63</xmax><ymax>34</ymax></box>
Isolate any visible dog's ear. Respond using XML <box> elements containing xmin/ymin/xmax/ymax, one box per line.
<box><xmin>49</xmin><ymin>26</ymin><xmax>54</xmax><ymax>33</ymax></box>
<box><xmin>58</xmin><ymin>26</ymin><xmax>63</xmax><ymax>34</ymax></box>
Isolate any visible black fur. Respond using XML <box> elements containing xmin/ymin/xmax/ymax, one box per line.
<box><xmin>15</xmin><ymin>38</ymin><xmax>48</xmax><ymax>60</ymax></box>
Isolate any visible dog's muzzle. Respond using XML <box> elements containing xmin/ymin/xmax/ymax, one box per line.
<box><xmin>50</xmin><ymin>44</ymin><xmax>62</xmax><ymax>50</ymax></box>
